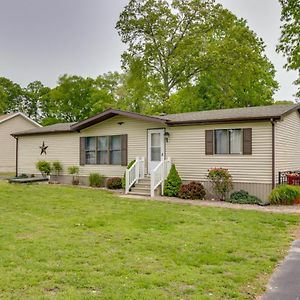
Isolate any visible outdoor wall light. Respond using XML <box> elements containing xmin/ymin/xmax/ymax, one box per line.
<box><xmin>118</xmin><ymin>122</ymin><xmax>124</xmax><ymax>125</ymax></box>
<box><xmin>164</xmin><ymin>131</ymin><xmax>170</xmax><ymax>142</ymax></box>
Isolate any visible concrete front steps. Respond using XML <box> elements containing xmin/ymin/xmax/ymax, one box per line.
<box><xmin>127</xmin><ymin>176</ymin><xmax>161</xmax><ymax>197</ymax></box>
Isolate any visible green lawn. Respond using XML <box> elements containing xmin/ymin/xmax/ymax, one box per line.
<box><xmin>0</xmin><ymin>182</ymin><xmax>299</xmax><ymax>300</ymax></box>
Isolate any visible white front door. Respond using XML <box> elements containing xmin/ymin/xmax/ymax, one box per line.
<box><xmin>148</xmin><ymin>129</ymin><xmax>165</xmax><ymax>174</ymax></box>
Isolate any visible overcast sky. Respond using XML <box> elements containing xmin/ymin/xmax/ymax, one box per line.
<box><xmin>0</xmin><ymin>0</ymin><xmax>297</xmax><ymax>101</ymax></box>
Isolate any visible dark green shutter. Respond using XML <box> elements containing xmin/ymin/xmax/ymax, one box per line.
<box><xmin>243</xmin><ymin>128</ymin><xmax>252</xmax><ymax>155</ymax></box>
<box><xmin>205</xmin><ymin>130</ymin><xmax>214</xmax><ymax>155</ymax></box>
<box><xmin>121</xmin><ymin>135</ymin><xmax>128</xmax><ymax>166</ymax></box>
<box><xmin>80</xmin><ymin>137</ymin><xmax>86</xmax><ymax>165</ymax></box>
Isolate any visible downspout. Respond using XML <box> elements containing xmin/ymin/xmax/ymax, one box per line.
<box><xmin>271</xmin><ymin>118</ymin><xmax>275</xmax><ymax>189</ymax></box>
<box><xmin>15</xmin><ymin>137</ymin><xmax>18</xmax><ymax>177</ymax></box>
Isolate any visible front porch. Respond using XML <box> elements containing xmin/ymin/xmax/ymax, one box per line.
<box><xmin>125</xmin><ymin>156</ymin><xmax>172</xmax><ymax>197</ymax></box>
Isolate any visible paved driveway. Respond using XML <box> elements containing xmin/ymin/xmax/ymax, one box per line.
<box><xmin>262</xmin><ymin>239</ymin><xmax>300</xmax><ymax>300</ymax></box>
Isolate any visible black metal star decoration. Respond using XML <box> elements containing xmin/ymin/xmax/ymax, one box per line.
<box><xmin>40</xmin><ymin>141</ymin><xmax>48</xmax><ymax>155</ymax></box>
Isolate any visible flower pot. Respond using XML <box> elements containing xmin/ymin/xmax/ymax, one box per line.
<box><xmin>287</xmin><ymin>174</ymin><xmax>300</xmax><ymax>185</ymax></box>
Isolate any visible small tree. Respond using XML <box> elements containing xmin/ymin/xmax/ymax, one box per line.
<box><xmin>36</xmin><ymin>160</ymin><xmax>51</xmax><ymax>177</ymax></box>
<box><xmin>68</xmin><ymin>166</ymin><xmax>79</xmax><ymax>185</ymax></box>
<box><xmin>164</xmin><ymin>164</ymin><xmax>182</xmax><ymax>197</ymax></box>
<box><xmin>52</xmin><ymin>161</ymin><xmax>63</xmax><ymax>176</ymax></box>
<box><xmin>207</xmin><ymin>168</ymin><xmax>233</xmax><ymax>201</ymax></box>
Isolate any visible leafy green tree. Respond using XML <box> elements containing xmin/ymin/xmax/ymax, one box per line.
<box><xmin>0</xmin><ymin>77</ymin><xmax>23</xmax><ymax>113</ymax></box>
<box><xmin>42</xmin><ymin>75</ymin><xmax>116</xmax><ymax>124</ymax></box>
<box><xmin>116</xmin><ymin>0</ymin><xmax>278</xmax><ymax>112</ymax></box>
<box><xmin>22</xmin><ymin>81</ymin><xmax>51</xmax><ymax>122</ymax></box>
<box><xmin>277</xmin><ymin>0</ymin><xmax>300</xmax><ymax>97</ymax></box>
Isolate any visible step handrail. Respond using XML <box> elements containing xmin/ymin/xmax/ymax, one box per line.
<box><xmin>150</xmin><ymin>158</ymin><xmax>171</xmax><ymax>197</ymax></box>
<box><xmin>125</xmin><ymin>157</ymin><xmax>145</xmax><ymax>194</ymax></box>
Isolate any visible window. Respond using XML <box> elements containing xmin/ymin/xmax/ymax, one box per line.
<box><xmin>97</xmin><ymin>136</ymin><xmax>108</xmax><ymax>165</ymax></box>
<box><xmin>215</xmin><ymin>129</ymin><xmax>242</xmax><ymax>154</ymax></box>
<box><xmin>84</xmin><ymin>135</ymin><xmax>124</xmax><ymax>165</ymax></box>
<box><xmin>85</xmin><ymin>137</ymin><xmax>96</xmax><ymax>164</ymax></box>
<box><xmin>110</xmin><ymin>135</ymin><xmax>122</xmax><ymax>165</ymax></box>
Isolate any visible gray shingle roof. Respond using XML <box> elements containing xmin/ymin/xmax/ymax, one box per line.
<box><xmin>12</xmin><ymin>104</ymin><xmax>300</xmax><ymax>136</ymax></box>
<box><xmin>163</xmin><ymin>104</ymin><xmax>300</xmax><ymax>124</ymax></box>
<box><xmin>12</xmin><ymin>122</ymin><xmax>75</xmax><ymax>136</ymax></box>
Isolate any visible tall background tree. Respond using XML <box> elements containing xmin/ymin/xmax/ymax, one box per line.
<box><xmin>277</xmin><ymin>0</ymin><xmax>300</xmax><ymax>98</ymax></box>
<box><xmin>116</xmin><ymin>0</ymin><xmax>278</xmax><ymax>113</ymax></box>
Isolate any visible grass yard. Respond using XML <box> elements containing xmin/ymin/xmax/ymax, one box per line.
<box><xmin>0</xmin><ymin>182</ymin><xmax>299</xmax><ymax>300</ymax></box>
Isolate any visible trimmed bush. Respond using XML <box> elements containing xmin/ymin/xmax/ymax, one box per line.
<box><xmin>164</xmin><ymin>164</ymin><xmax>182</xmax><ymax>197</ymax></box>
<box><xmin>269</xmin><ymin>185</ymin><xmax>300</xmax><ymax>205</ymax></box>
<box><xmin>89</xmin><ymin>173</ymin><xmax>105</xmax><ymax>187</ymax></box>
<box><xmin>36</xmin><ymin>161</ymin><xmax>51</xmax><ymax>177</ymax></box>
<box><xmin>52</xmin><ymin>161</ymin><xmax>63</xmax><ymax>175</ymax></box>
<box><xmin>68</xmin><ymin>166</ymin><xmax>79</xmax><ymax>185</ymax></box>
<box><xmin>178</xmin><ymin>181</ymin><xmax>206</xmax><ymax>200</ymax></box>
<box><xmin>106</xmin><ymin>177</ymin><xmax>122</xmax><ymax>189</ymax></box>
<box><xmin>122</xmin><ymin>160</ymin><xmax>136</xmax><ymax>189</ymax></box>
<box><xmin>230</xmin><ymin>190</ymin><xmax>263</xmax><ymax>205</ymax></box>
<box><xmin>207</xmin><ymin>168</ymin><xmax>233</xmax><ymax>201</ymax></box>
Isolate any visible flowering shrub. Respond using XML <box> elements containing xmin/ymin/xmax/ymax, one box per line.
<box><xmin>178</xmin><ymin>181</ymin><xmax>206</xmax><ymax>200</ymax></box>
<box><xmin>207</xmin><ymin>168</ymin><xmax>233</xmax><ymax>201</ymax></box>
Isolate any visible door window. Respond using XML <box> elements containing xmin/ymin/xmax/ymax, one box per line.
<box><xmin>151</xmin><ymin>133</ymin><xmax>161</xmax><ymax>161</ymax></box>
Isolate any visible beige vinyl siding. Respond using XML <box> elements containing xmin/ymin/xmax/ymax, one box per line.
<box><xmin>18</xmin><ymin>133</ymin><xmax>79</xmax><ymax>175</ymax></box>
<box><xmin>17</xmin><ymin>115</ymin><xmax>274</xmax><ymax>186</ymax></box>
<box><xmin>166</xmin><ymin>122</ymin><xmax>273</xmax><ymax>184</ymax></box>
<box><xmin>18</xmin><ymin>116</ymin><xmax>164</xmax><ymax>177</ymax></box>
<box><xmin>0</xmin><ymin>115</ymin><xmax>38</xmax><ymax>172</ymax></box>
<box><xmin>78</xmin><ymin>116</ymin><xmax>164</xmax><ymax>176</ymax></box>
<box><xmin>275</xmin><ymin>111</ymin><xmax>300</xmax><ymax>182</ymax></box>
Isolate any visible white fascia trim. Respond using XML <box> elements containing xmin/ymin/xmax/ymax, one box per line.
<box><xmin>0</xmin><ymin>112</ymin><xmax>42</xmax><ymax>127</ymax></box>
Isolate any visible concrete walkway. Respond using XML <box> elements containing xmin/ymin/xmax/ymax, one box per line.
<box><xmin>262</xmin><ymin>239</ymin><xmax>300</xmax><ymax>300</ymax></box>
<box><xmin>120</xmin><ymin>194</ymin><xmax>300</xmax><ymax>214</ymax></box>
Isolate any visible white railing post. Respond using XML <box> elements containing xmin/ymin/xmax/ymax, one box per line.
<box><xmin>161</xmin><ymin>161</ymin><xmax>165</xmax><ymax>196</ymax></box>
<box><xmin>150</xmin><ymin>158</ymin><xmax>172</xmax><ymax>197</ymax></box>
<box><xmin>141</xmin><ymin>157</ymin><xmax>145</xmax><ymax>179</ymax></box>
<box><xmin>125</xmin><ymin>169</ymin><xmax>130</xmax><ymax>194</ymax></box>
<box><xmin>151</xmin><ymin>172</ymin><xmax>155</xmax><ymax>197</ymax></box>
<box><xmin>135</xmin><ymin>157</ymin><xmax>140</xmax><ymax>183</ymax></box>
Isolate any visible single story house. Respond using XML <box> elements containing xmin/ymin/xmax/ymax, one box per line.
<box><xmin>0</xmin><ymin>112</ymin><xmax>41</xmax><ymax>173</ymax></box>
<box><xmin>12</xmin><ymin>104</ymin><xmax>300</xmax><ymax>200</ymax></box>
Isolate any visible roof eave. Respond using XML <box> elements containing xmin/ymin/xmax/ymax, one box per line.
<box><xmin>71</xmin><ymin>108</ymin><xmax>168</xmax><ymax>131</ymax></box>
<box><xmin>166</xmin><ymin>116</ymin><xmax>282</xmax><ymax>126</ymax></box>
<box><xmin>11</xmin><ymin>129</ymin><xmax>73</xmax><ymax>137</ymax></box>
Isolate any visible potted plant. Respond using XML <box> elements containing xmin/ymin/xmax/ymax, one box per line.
<box><xmin>68</xmin><ymin>166</ymin><xmax>79</xmax><ymax>185</ymax></box>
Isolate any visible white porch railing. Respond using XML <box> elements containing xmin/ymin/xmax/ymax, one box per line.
<box><xmin>150</xmin><ymin>157</ymin><xmax>171</xmax><ymax>197</ymax></box>
<box><xmin>125</xmin><ymin>157</ymin><xmax>145</xmax><ymax>194</ymax></box>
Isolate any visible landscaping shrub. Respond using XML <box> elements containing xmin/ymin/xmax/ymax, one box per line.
<box><xmin>68</xmin><ymin>166</ymin><xmax>79</xmax><ymax>185</ymax></box>
<box><xmin>164</xmin><ymin>164</ymin><xmax>182</xmax><ymax>197</ymax></box>
<box><xmin>36</xmin><ymin>161</ymin><xmax>51</xmax><ymax>177</ymax></box>
<box><xmin>89</xmin><ymin>173</ymin><xmax>105</xmax><ymax>187</ymax></box>
<box><xmin>230</xmin><ymin>190</ymin><xmax>263</xmax><ymax>205</ymax></box>
<box><xmin>106</xmin><ymin>177</ymin><xmax>122</xmax><ymax>189</ymax></box>
<box><xmin>52</xmin><ymin>161</ymin><xmax>63</xmax><ymax>176</ymax></box>
<box><xmin>269</xmin><ymin>185</ymin><xmax>300</xmax><ymax>205</ymax></box>
<box><xmin>207</xmin><ymin>168</ymin><xmax>233</xmax><ymax>201</ymax></box>
<box><xmin>178</xmin><ymin>181</ymin><xmax>206</xmax><ymax>200</ymax></box>
<box><xmin>13</xmin><ymin>173</ymin><xmax>29</xmax><ymax>179</ymax></box>
<box><xmin>122</xmin><ymin>160</ymin><xmax>136</xmax><ymax>189</ymax></box>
